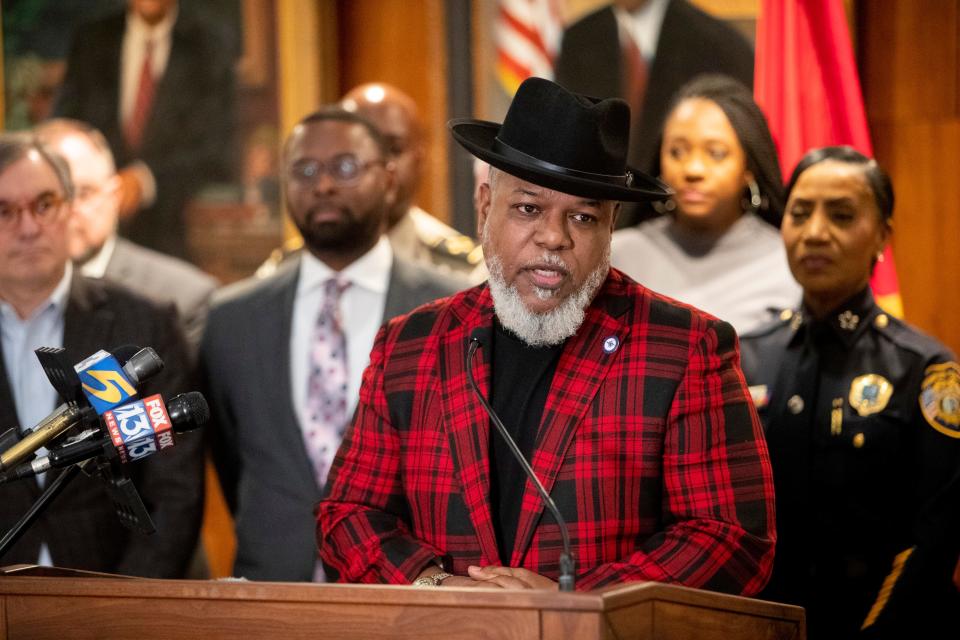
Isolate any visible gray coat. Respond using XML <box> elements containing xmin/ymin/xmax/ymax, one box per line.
<box><xmin>104</xmin><ymin>237</ymin><xmax>218</xmax><ymax>357</ymax></box>
<box><xmin>199</xmin><ymin>254</ymin><xmax>465</xmax><ymax>581</ymax></box>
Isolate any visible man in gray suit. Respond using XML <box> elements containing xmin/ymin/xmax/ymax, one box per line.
<box><xmin>35</xmin><ymin>119</ymin><xmax>217</xmax><ymax>356</ymax></box>
<box><xmin>200</xmin><ymin>108</ymin><xmax>465</xmax><ymax>582</ymax></box>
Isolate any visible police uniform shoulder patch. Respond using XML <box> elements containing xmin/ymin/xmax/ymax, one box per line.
<box><xmin>919</xmin><ymin>361</ymin><xmax>960</xmax><ymax>438</ymax></box>
<box><xmin>849</xmin><ymin>374</ymin><xmax>893</xmax><ymax>417</ymax></box>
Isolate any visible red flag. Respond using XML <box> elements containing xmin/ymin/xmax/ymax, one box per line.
<box><xmin>755</xmin><ymin>0</ymin><xmax>903</xmax><ymax>317</ymax></box>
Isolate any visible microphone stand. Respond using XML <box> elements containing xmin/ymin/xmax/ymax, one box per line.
<box><xmin>0</xmin><ymin>464</ymin><xmax>81</xmax><ymax>559</ymax></box>
<box><xmin>467</xmin><ymin>338</ymin><xmax>576</xmax><ymax>591</ymax></box>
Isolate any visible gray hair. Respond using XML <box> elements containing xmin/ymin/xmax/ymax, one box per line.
<box><xmin>0</xmin><ymin>132</ymin><xmax>74</xmax><ymax>200</ymax></box>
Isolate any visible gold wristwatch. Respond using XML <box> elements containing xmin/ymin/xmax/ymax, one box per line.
<box><xmin>412</xmin><ymin>571</ymin><xmax>453</xmax><ymax>587</ymax></box>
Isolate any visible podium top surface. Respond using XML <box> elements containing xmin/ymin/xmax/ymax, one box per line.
<box><xmin>0</xmin><ymin>565</ymin><xmax>801</xmax><ymax>619</ymax></box>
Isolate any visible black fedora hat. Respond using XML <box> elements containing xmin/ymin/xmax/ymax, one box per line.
<box><xmin>450</xmin><ymin>77</ymin><xmax>670</xmax><ymax>202</ymax></box>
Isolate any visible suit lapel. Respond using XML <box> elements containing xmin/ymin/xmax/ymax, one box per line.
<box><xmin>382</xmin><ymin>257</ymin><xmax>405</xmax><ymax>322</ymax></box>
<box><xmin>437</xmin><ymin>290</ymin><xmax>500</xmax><ymax>564</ymax></box>
<box><xmin>511</xmin><ymin>279</ymin><xmax>633</xmax><ymax>565</ymax></box>
<box><xmin>63</xmin><ymin>272</ymin><xmax>115</xmax><ymax>358</ymax></box>
<box><xmin>0</xmin><ymin>339</ymin><xmax>19</xmax><ymax>433</ymax></box>
<box><xmin>253</xmin><ymin>261</ymin><xmax>318</xmax><ymax>491</ymax></box>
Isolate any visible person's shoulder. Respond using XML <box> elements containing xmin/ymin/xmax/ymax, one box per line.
<box><xmin>669</xmin><ymin>0</ymin><xmax>751</xmax><ymax>43</ymax></box>
<box><xmin>75</xmin><ymin>273</ymin><xmax>177</xmax><ymax>324</ymax></box>
<box><xmin>405</xmin><ymin>208</ymin><xmax>484</xmax><ymax>272</ymax></box>
<box><xmin>382</xmin><ymin>283</ymin><xmax>482</xmax><ymax>346</ymax></box>
<box><xmin>113</xmin><ymin>239</ymin><xmax>218</xmax><ymax>295</ymax></box>
<box><xmin>564</xmin><ymin>4</ymin><xmax>615</xmax><ymax>34</ymax></box>
<box><xmin>210</xmin><ymin>257</ymin><xmax>298</xmax><ymax>317</ymax></box>
<box><xmin>73</xmin><ymin>10</ymin><xmax>125</xmax><ymax>37</ymax></box>
<box><xmin>613</xmin><ymin>217</ymin><xmax>668</xmax><ymax>244</ymax></box>
<box><xmin>872</xmin><ymin>311</ymin><xmax>956</xmax><ymax>362</ymax></box>
<box><xmin>613</xmin><ymin>267</ymin><xmax>721</xmax><ymax>329</ymax></box>
<box><xmin>611</xmin><ymin>218</ymin><xmax>673</xmax><ymax>273</ymax></box>
<box><xmin>741</xmin><ymin>308</ymin><xmax>797</xmax><ymax>345</ymax></box>
<box><xmin>391</xmin><ymin>254</ymin><xmax>470</xmax><ymax>299</ymax></box>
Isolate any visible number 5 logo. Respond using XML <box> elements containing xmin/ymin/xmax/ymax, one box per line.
<box><xmin>82</xmin><ymin>369</ymin><xmax>136</xmax><ymax>404</ymax></box>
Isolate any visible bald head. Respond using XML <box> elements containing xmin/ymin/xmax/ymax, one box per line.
<box><xmin>35</xmin><ymin>119</ymin><xmax>121</xmax><ymax>263</ymax></box>
<box><xmin>341</xmin><ymin>83</ymin><xmax>423</xmax><ymax>227</ymax></box>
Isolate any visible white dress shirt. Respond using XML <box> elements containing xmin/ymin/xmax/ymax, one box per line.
<box><xmin>79</xmin><ymin>234</ymin><xmax>117</xmax><ymax>279</ymax></box>
<box><xmin>614</xmin><ymin>0</ymin><xmax>670</xmax><ymax>62</ymax></box>
<box><xmin>290</xmin><ymin>237</ymin><xmax>392</xmax><ymax>434</ymax></box>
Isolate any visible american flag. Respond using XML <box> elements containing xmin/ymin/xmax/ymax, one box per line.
<box><xmin>495</xmin><ymin>0</ymin><xmax>565</xmax><ymax>95</ymax></box>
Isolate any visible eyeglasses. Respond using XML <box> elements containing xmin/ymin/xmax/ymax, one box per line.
<box><xmin>0</xmin><ymin>192</ymin><xmax>67</xmax><ymax>231</ymax></box>
<box><xmin>287</xmin><ymin>154</ymin><xmax>384</xmax><ymax>186</ymax></box>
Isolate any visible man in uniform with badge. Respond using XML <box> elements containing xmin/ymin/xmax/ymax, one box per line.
<box><xmin>741</xmin><ymin>146</ymin><xmax>960</xmax><ymax>639</ymax></box>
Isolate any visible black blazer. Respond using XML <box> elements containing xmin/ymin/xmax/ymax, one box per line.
<box><xmin>55</xmin><ymin>11</ymin><xmax>236</xmax><ymax>259</ymax></box>
<box><xmin>555</xmin><ymin>0</ymin><xmax>754</xmax><ymax>224</ymax></box>
<box><xmin>0</xmin><ymin>273</ymin><xmax>203</xmax><ymax>577</ymax></box>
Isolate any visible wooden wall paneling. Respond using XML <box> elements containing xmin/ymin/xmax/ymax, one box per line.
<box><xmin>860</xmin><ymin>0</ymin><xmax>960</xmax><ymax>357</ymax></box>
<box><xmin>0</xmin><ymin>11</ymin><xmax>5</xmax><ymax>130</ymax></box>
<box><xmin>860</xmin><ymin>0</ymin><xmax>957</xmax><ymax>121</ymax></box>
<box><xmin>871</xmin><ymin>122</ymin><xmax>960</xmax><ymax>355</ymax></box>
<box><xmin>337</xmin><ymin>0</ymin><xmax>451</xmax><ymax>223</ymax></box>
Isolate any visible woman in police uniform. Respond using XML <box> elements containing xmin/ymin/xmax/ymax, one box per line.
<box><xmin>741</xmin><ymin>146</ymin><xmax>960</xmax><ymax>639</ymax></box>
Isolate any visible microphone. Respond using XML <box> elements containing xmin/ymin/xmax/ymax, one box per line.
<box><xmin>466</xmin><ymin>328</ymin><xmax>576</xmax><ymax>592</ymax></box>
<box><xmin>0</xmin><ymin>393</ymin><xmax>208</xmax><ymax>484</ymax></box>
<box><xmin>102</xmin><ymin>392</ymin><xmax>208</xmax><ymax>464</ymax></box>
<box><xmin>0</xmin><ymin>346</ymin><xmax>163</xmax><ymax>472</ymax></box>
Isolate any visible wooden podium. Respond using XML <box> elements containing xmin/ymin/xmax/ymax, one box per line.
<box><xmin>0</xmin><ymin>565</ymin><xmax>804</xmax><ymax>639</ymax></box>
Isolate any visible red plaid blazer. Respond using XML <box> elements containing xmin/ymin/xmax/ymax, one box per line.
<box><xmin>318</xmin><ymin>269</ymin><xmax>776</xmax><ymax>593</ymax></box>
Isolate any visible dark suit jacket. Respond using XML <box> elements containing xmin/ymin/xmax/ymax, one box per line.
<box><xmin>318</xmin><ymin>269</ymin><xmax>776</xmax><ymax>593</ymax></box>
<box><xmin>55</xmin><ymin>11</ymin><xmax>235</xmax><ymax>259</ymax></box>
<box><xmin>0</xmin><ymin>273</ymin><xmax>204</xmax><ymax>577</ymax></box>
<box><xmin>555</xmin><ymin>0</ymin><xmax>753</xmax><ymax>225</ymax></box>
<box><xmin>104</xmin><ymin>237</ymin><xmax>218</xmax><ymax>357</ymax></box>
<box><xmin>200</xmin><ymin>254</ymin><xmax>465</xmax><ymax>581</ymax></box>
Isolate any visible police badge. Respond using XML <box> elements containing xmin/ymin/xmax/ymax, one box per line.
<box><xmin>919</xmin><ymin>361</ymin><xmax>960</xmax><ymax>438</ymax></box>
<box><xmin>848</xmin><ymin>374</ymin><xmax>893</xmax><ymax>417</ymax></box>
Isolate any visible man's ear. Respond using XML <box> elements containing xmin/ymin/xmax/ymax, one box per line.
<box><xmin>476</xmin><ymin>181</ymin><xmax>492</xmax><ymax>238</ymax></box>
<box><xmin>382</xmin><ymin>160</ymin><xmax>399</xmax><ymax>207</ymax></box>
<box><xmin>610</xmin><ymin>202</ymin><xmax>621</xmax><ymax>231</ymax></box>
<box><xmin>104</xmin><ymin>174</ymin><xmax>123</xmax><ymax>217</ymax></box>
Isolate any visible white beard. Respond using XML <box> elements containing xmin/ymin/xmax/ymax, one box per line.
<box><xmin>483</xmin><ymin>228</ymin><xmax>609</xmax><ymax>347</ymax></box>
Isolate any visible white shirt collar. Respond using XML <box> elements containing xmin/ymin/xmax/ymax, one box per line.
<box><xmin>0</xmin><ymin>261</ymin><xmax>72</xmax><ymax>323</ymax></box>
<box><xmin>79</xmin><ymin>234</ymin><xmax>117</xmax><ymax>279</ymax></box>
<box><xmin>297</xmin><ymin>235</ymin><xmax>393</xmax><ymax>297</ymax></box>
<box><xmin>50</xmin><ymin>260</ymin><xmax>73</xmax><ymax>312</ymax></box>
<box><xmin>614</xmin><ymin>0</ymin><xmax>670</xmax><ymax>61</ymax></box>
<box><xmin>125</xmin><ymin>4</ymin><xmax>179</xmax><ymax>43</ymax></box>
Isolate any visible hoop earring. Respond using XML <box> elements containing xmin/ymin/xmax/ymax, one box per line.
<box><xmin>653</xmin><ymin>196</ymin><xmax>677</xmax><ymax>214</ymax></box>
<box><xmin>745</xmin><ymin>178</ymin><xmax>762</xmax><ymax>212</ymax></box>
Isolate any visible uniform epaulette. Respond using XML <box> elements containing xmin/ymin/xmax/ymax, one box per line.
<box><xmin>428</xmin><ymin>235</ymin><xmax>484</xmax><ymax>266</ymax></box>
<box><xmin>741</xmin><ymin>308</ymin><xmax>798</xmax><ymax>340</ymax></box>
<box><xmin>255</xmin><ymin>236</ymin><xmax>304</xmax><ymax>279</ymax></box>
<box><xmin>870</xmin><ymin>311</ymin><xmax>953</xmax><ymax>362</ymax></box>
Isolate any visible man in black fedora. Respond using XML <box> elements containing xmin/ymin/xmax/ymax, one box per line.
<box><xmin>319</xmin><ymin>77</ymin><xmax>776</xmax><ymax>592</ymax></box>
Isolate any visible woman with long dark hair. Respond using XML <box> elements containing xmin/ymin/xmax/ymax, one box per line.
<box><xmin>612</xmin><ymin>74</ymin><xmax>799</xmax><ymax>333</ymax></box>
